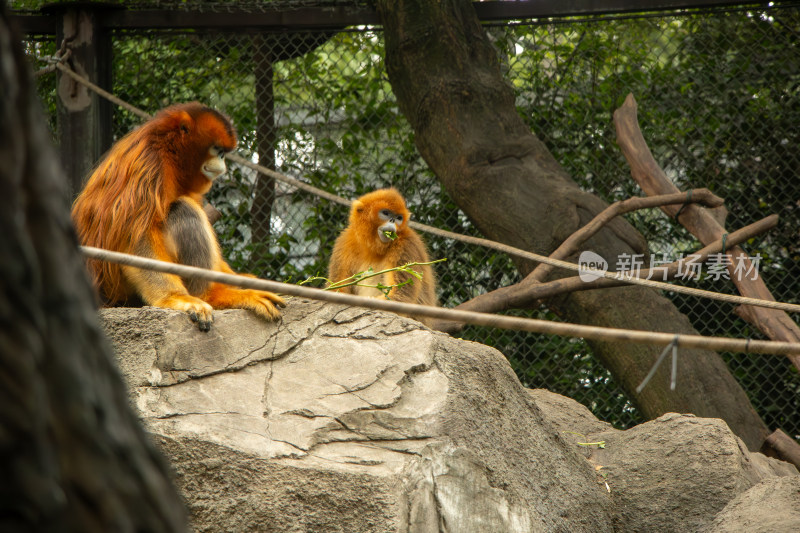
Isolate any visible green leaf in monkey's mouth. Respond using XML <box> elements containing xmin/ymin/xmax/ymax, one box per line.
<box><xmin>383</xmin><ymin>230</ymin><xmax>397</xmax><ymax>241</ymax></box>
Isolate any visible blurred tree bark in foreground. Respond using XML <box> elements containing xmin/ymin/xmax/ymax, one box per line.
<box><xmin>0</xmin><ymin>7</ymin><xmax>188</xmax><ymax>532</ymax></box>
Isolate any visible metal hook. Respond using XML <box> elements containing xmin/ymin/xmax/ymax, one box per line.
<box><xmin>636</xmin><ymin>334</ymin><xmax>680</xmax><ymax>394</ymax></box>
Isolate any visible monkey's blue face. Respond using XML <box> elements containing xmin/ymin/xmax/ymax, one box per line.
<box><xmin>377</xmin><ymin>208</ymin><xmax>403</xmax><ymax>243</ymax></box>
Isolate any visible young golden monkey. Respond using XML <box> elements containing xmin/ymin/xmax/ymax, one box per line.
<box><xmin>328</xmin><ymin>188</ymin><xmax>437</xmax><ymax>325</ymax></box>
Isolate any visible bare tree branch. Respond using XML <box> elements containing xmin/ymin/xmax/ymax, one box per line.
<box><xmin>529</xmin><ymin>188</ymin><xmax>723</xmax><ymax>283</ymax></box>
<box><xmin>613</xmin><ymin>93</ymin><xmax>800</xmax><ymax>374</ymax></box>
<box><xmin>433</xmin><ymin>214</ymin><xmax>777</xmax><ymax>334</ymax></box>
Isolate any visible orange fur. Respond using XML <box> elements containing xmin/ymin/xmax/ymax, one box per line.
<box><xmin>72</xmin><ymin>102</ymin><xmax>284</xmax><ymax>329</ymax></box>
<box><xmin>328</xmin><ymin>188</ymin><xmax>437</xmax><ymax>325</ymax></box>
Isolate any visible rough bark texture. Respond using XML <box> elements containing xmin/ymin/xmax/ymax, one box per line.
<box><xmin>375</xmin><ymin>0</ymin><xmax>770</xmax><ymax>450</ymax></box>
<box><xmin>100</xmin><ymin>304</ymin><xmax>798</xmax><ymax>533</ymax></box>
<box><xmin>0</xmin><ymin>9</ymin><xmax>187</xmax><ymax>532</ymax></box>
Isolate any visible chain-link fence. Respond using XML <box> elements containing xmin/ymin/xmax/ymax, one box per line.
<box><xmin>21</xmin><ymin>1</ymin><xmax>800</xmax><ymax>436</ymax></box>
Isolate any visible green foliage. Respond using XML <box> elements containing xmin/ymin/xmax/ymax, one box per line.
<box><xmin>22</xmin><ymin>39</ymin><xmax>57</xmax><ymax>133</ymax></box>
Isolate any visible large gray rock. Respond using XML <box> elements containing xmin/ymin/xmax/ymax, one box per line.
<box><xmin>704</xmin><ymin>475</ymin><xmax>800</xmax><ymax>532</ymax></box>
<box><xmin>579</xmin><ymin>412</ymin><xmax>797</xmax><ymax>533</ymax></box>
<box><xmin>101</xmin><ymin>302</ymin><xmax>797</xmax><ymax>532</ymax></box>
<box><xmin>102</xmin><ymin>302</ymin><xmax>612</xmax><ymax>532</ymax></box>
<box><xmin>528</xmin><ymin>388</ymin><xmax>797</xmax><ymax>532</ymax></box>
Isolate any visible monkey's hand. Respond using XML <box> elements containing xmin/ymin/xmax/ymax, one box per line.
<box><xmin>240</xmin><ymin>289</ymin><xmax>286</xmax><ymax>321</ymax></box>
<box><xmin>153</xmin><ymin>294</ymin><xmax>215</xmax><ymax>332</ymax></box>
<box><xmin>205</xmin><ymin>285</ymin><xmax>286</xmax><ymax>322</ymax></box>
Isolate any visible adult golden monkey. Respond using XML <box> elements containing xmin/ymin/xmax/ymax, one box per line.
<box><xmin>328</xmin><ymin>188</ymin><xmax>437</xmax><ymax>325</ymax></box>
<box><xmin>72</xmin><ymin>102</ymin><xmax>284</xmax><ymax>330</ymax></box>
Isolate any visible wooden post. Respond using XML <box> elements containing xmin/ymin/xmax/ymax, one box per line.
<box><xmin>249</xmin><ymin>35</ymin><xmax>277</xmax><ymax>275</ymax></box>
<box><xmin>47</xmin><ymin>3</ymin><xmax>115</xmax><ymax>198</ymax></box>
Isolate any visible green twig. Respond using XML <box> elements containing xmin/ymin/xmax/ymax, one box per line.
<box><xmin>565</xmin><ymin>430</ymin><xmax>606</xmax><ymax>449</ymax></box>
<box><xmin>298</xmin><ymin>259</ymin><xmax>446</xmax><ymax>299</ymax></box>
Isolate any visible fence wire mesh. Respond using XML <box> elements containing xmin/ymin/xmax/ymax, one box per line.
<box><xmin>24</xmin><ymin>2</ymin><xmax>800</xmax><ymax>435</ymax></box>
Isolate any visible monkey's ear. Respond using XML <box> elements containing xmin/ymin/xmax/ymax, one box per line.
<box><xmin>177</xmin><ymin>111</ymin><xmax>193</xmax><ymax>133</ymax></box>
<box><xmin>353</xmin><ymin>200</ymin><xmax>365</xmax><ymax>213</ymax></box>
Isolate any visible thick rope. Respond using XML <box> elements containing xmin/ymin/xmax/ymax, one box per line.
<box><xmin>80</xmin><ymin>246</ymin><xmax>800</xmax><ymax>356</ymax></box>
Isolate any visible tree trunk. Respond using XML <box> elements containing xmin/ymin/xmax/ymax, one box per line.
<box><xmin>376</xmin><ymin>0</ymin><xmax>770</xmax><ymax>450</ymax></box>
<box><xmin>0</xmin><ymin>8</ymin><xmax>188</xmax><ymax>532</ymax></box>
